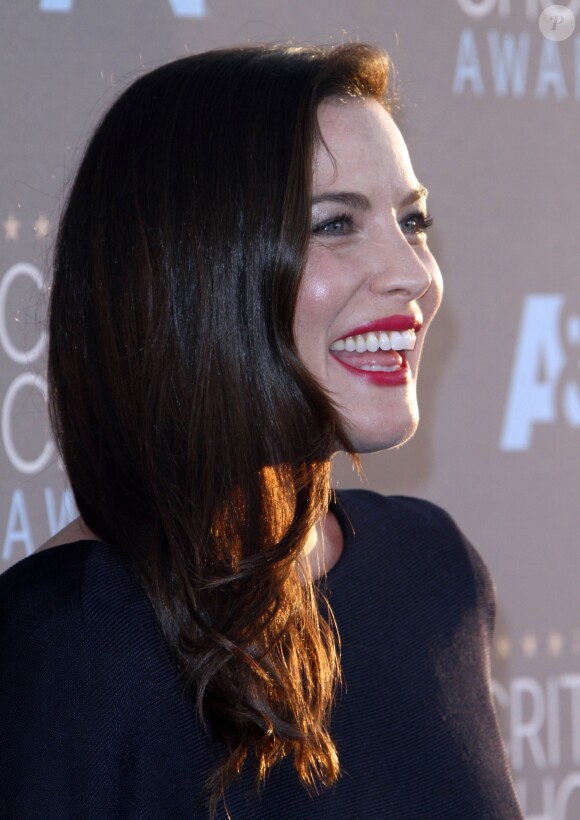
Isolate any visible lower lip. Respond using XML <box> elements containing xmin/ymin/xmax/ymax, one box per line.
<box><xmin>330</xmin><ymin>354</ymin><xmax>411</xmax><ymax>386</ymax></box>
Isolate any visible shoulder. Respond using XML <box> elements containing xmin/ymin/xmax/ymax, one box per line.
<box><xmin>0</xmin><ymin>540</ymin><xmax>168</xmax><ymax>705</ymax></box>
<box><xmin>334</xmin><ymin>488</ymin><xmax>466</xmax><ymax>543</ymax></box>
<box><xmin>0</xmin><ymin>542</ymin><xmax>208</xmax><ymax>816</ymax></box>
<box><xmin>0</xmin><ymin>542</ymin><xmax>96</xmax><ymax>657</ymax></box>
<box><xmin>333</xmin><ymin>489</ymin><xmax>496</xmax><ymax>629</ymax></box>
<box><xmin>0</xmin><ymin>539</ymin><xmax>143</xmax><ymax>635</ymax></box>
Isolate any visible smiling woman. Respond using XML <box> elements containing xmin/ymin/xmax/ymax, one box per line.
<box><xmin>295</xmin><ymin>98</ymin><xmax>443</xmax><ymax>453</ymax></box>
<box><xmin>0</xmin><ymin>44</ymin><xmax>523</xmax><ymax>819</ymax></box>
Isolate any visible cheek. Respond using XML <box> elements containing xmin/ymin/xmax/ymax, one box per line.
<box><xmin>431</xmin><ymin>266</ymin><xmax>444</xmax><ymax>317</ymax></box>
<box><xmin>299</xmin><ymin>260</ymin><xmax>336</xmax><ymax>310</ymax></box>
<box><xmin>294</xmin><ymin>256</ymin><xmax>338</xmax><ymax>337</ymax></box>
<box><xmin>421</xmin><ymin>256</ymin><xmax>444</xmax><ymax>323</ymax></box>
<box><xmin>294</xmin><ymin>256</ymin><xmax>347</xmax><ymax>376</ymax></box>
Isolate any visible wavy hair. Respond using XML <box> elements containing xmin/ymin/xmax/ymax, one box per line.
<box><xmin>48</xmin><ymin>43</ymin><xmax>391</xmax><ymax>814</ymax></box>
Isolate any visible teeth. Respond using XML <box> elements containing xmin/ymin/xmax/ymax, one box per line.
<box><xmin>330</xmin><ymin>329</ymin><xmax>416</xmax><ymax>353</ymax></box>
<box><xmin>359</xmin><ymin>364</ymin><xmax>401</xmax><ymax>372</ymax></box>
<box><xmin>355</xmin><ymin>335</ymin><xmax>366</xmax><ymax>353</ymax></box>
<box><xmin>402</xmin><ymin>330</ymin><xmax>414</xmax><ymax>348</ymax></box>
<box><xmin>390</xmin><ymin>331</ymin><xmax>404</xmax><ymax>350</ymax></box>
<box><xmin>379</xmin><ymin>331</ymin><xmax>391</xmax><ymax>351</ymax></box>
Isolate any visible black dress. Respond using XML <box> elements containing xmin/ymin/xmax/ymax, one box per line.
<box><xmin>0</xmin><ymin>490</ymin><xmax>523</xmax><ymax>818</ymax></box>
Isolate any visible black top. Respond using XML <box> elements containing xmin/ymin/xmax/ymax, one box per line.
<box><xmin>0</xmin><ymin>490</ymin><xmax>522</xmax><ymax>819</ymax></box>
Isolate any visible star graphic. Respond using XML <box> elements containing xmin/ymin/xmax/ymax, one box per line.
<box><xmin>522</xmin><ymin>633</ymin><xmax>538</xmax><ymax>658</ymax></box>
<box><xmin>547</xmin><ymin>632</ymin><xmax>564</xmax><ymax>656</ymax></box>
<box><xmin>34</xmin><ymin>214</ymin><xmax>50</xmax><ymax>239</ymax></box>
<box><xmin>495</xmin><ymin>635</ymin><xmax>512</xmax><ymax>659</ymax></box>
<box><xmin>3</xmin><ymin>214</ymin><xmax>20</xmax><ymax>241</ymax></box>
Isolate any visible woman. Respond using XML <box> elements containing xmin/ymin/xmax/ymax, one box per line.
<box><xmin>0</xmin><ymin>44</ymin><xmax>522</xmax><ymax>818</ymax></box>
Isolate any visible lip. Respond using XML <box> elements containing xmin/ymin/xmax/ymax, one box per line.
<box><xmin>328</xmin><ymin>313</ymin><xmax>420</xmax><ymax>387</ymax></box>
<box><xmin>331</xmin><ymin>354</ymin><xmax>411</xmax><ymax>386</ymax></box>
<box><xmin>331</xmin><ymin>314</ymin><xmax>422</xmax><ymax>344</ymax></box>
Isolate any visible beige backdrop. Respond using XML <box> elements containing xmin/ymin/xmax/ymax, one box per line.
<box><xmin>1</xmin><ymin>1</ymin><xmax>579</xmax><ymax>815</ymax></box>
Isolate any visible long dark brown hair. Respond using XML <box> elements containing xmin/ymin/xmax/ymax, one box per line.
<box><xmin>48</xmin><ymin>43</ymin><xmax>390</xmax><ymax>813</ymax></box>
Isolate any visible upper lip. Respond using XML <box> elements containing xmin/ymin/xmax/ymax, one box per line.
<box><xmin>331</xmin><ymin>314</ymin><xmax>422</xmax><ymax>343</ymax></box>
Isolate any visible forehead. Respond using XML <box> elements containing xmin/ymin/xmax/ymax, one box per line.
<box><xmin>313</xmin><ymin>98</ymin><xmax>416</xmax><ymax>193</ymax></box>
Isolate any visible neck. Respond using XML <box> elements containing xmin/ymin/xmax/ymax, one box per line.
<box><xmin>302</xmin><ymin>509</ymin><xmax>344</xmax><ymax>580</ymax></box>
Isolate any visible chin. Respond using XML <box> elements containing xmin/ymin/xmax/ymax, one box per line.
<box><xmin>343</xmin><ymin>411</ymin><xmax>419</xmax><ymax>455</ymax></box>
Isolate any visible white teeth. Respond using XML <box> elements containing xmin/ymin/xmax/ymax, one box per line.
<box><xmin>355</xmin><ymin>335</ymin><xmax>366</xmax><ymax>353</ymax></box>
<box><xmin>379</xmin><ymin>331</ymin><xmax>391</xmax><ymax>351</ymax></box>
<box><xmin>359</xmin><ymin>364</ymin><xmax>401</xmax><ymax>372</ymax></box>
<box><xmin>390</xmin><ymin>331</ymin><xmax>404</xmax><ymax>350</ymax></box>
<box><xmin>329</xmin><ymin>328</ymin><xmax>416</xmax><ymax>353</ymax></box>
<box><xmin>401</xmin><ymin>330</ymin><xmax>414</xmax><ymax>349</ymax></box>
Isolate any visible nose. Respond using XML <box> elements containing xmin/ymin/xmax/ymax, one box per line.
<box><xmin>367</xmin><ymin>231</ymin><xmax>435</xmax><ymax>302</ymax></box>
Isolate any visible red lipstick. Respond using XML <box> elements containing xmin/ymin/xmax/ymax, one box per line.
<box><xmin>337</xmin><ymin>314</ymin><xmax>422</xmax><ymax>340</ymax></box>
<box><xmin>331</xmin><ymin>356</ymin><xmax>411</xmax><ymax>386</ymax></box>
<box><xmin>328</xmin><ymin>314</ymin><xmax>419</xmax><ymax>387</ymax></box>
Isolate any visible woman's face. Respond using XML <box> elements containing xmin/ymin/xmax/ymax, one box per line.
<box><xmin>294</xmin><ymin>98</ymin><xmax>443</xmax><ymax>453</ymax></box>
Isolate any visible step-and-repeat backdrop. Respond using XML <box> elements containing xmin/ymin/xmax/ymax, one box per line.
<box><xmin>1</xmin><ymin>1</ymin><xmax>579</xmax><ymax>815</ymax></box>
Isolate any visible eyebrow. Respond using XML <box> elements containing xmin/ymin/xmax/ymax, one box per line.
<box><xmin>311</xmin><ymin>192</ymin><xmax>370</xmax><ymax>209</ymax></box>
<box><xmin>311</xmin><ymin>186</ymin><xmax>429</xmax><ymax>210</ymax></box>
<box><xmin>399</xmin><ymin>186</ymin><xmax>429</xmax><ymax>208</ymax></box>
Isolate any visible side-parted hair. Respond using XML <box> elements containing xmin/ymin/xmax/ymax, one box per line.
<box><xmin>48</xmin><ymin>42</ymin><xmax>391</xmax><ymax>813</ymax></box>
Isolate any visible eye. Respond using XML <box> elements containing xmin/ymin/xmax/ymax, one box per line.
<box><xmin>311</xmin><ymin>213</ymin><xmax>355</xmax><ymax>236</ymax></box>
<box><xmin>400</xmin><ymin>210</ymin><xmax>434</xmax><ymax>236</ymax></box>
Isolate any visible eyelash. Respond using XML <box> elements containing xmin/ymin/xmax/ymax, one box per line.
<box><xmin>311</xmin><ymin>210</ymin><xmax>434</xmax><ymax>237</ymax></box>
<box><xmin>311</xmin><ymin>213</ymin><xmax>354</xmax><ymax>235</ymax></box>
<box><xmin>401</xmin><ymin>210</ymin><xmax>434</xmax><ymax>234</ymax></box>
